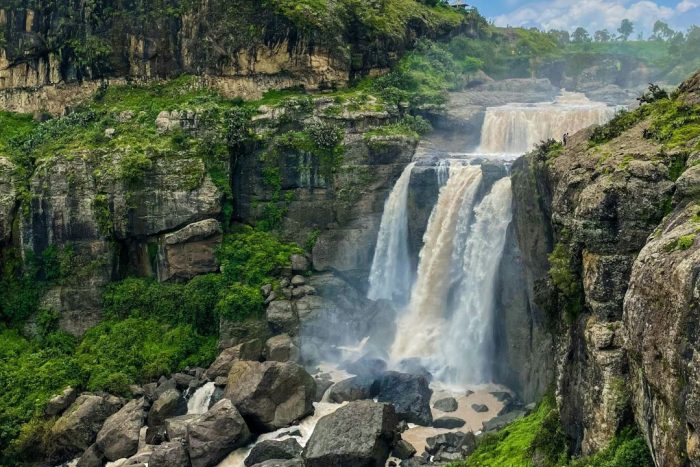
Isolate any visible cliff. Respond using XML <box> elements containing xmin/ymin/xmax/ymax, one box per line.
<box><xmin>512</xmin><ymin>70</ymin><xmax>700</xmax><ymax>464</ymax></box>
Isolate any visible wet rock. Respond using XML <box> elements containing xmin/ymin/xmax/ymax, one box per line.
<box><xmin>433</xmin><ymin>397</ymin><xmax>458</xmax><ymax>413</ymax></box>
<box><xmin>313</xmin><ymin>377</ymin><xmax>334</xmax><ymax>402</ymax></box>
<box><xmin>224</xmin><ymin>360</ymin><xmax>316</xmax><ymax>432</ymax></box>
<box><xmin>433</xmin><ymin>416</ymin><xmax>466</xmax><ymax>429</ymax></box>
<box><xmin>425</xmin><ymin>431</ymin><xmax>476</xmax><ymax>462</ymax></box>
<box><xmin>303</xmin><ymin>400</ymin><xmax>399</xmax><ymax>467</ymax></box>
<box><xmin>148</xmin><ymin>389</ymin><xmax>186</xmax><ymax>427</ymax></box>
<box><xmin>149</xmin><ymin>439</ymin><xmax>190</xmax><ymax>467</ymax></box>
<box><xmin>45</xmin><ymin>387</ymin><xmax>78</xmax><ymax>416</ymax></box>
<box><xmin>245</xmin><ymin>438</ymin><xmax>303</xmax><ymax>466</ymax></box>
<box><xmin>251</xmin><ymin>459</ymin><xmax>304</xmax><ymax>467</ymax></box>
<box><xmin>172</xmin><ymin>373</ymin><xmax>195</xmax><ymax>389</ymax></box>
<box><xmin>465</xmin><ymin>390</ymin><xmax>474</xmax><ymax>397</ymax></box>
<box><xmin>396</xmin><ymin>358</ymin><xmax>432</xmax><ymax>382</ymax></box>
<box><xmin>343</xmin><ymin>356</ymin><xmax>388</xmax><ymax>377</ymax></box>
<box><xmin>327</xmin><ymin>375</ymin><xmax>380</xmax><ymax>403</ymax></box>
<box><xmin>96</xmin><ymin>398</ymin><xmax>148</xmax><ymax>461</ymax></box>
<box><xmin>48</xmin><ymin>394</ymin><xmax>123</xmax><ymax>463</ymax></box>
<box><xmin>392</xmin><ymin>439</ymin><xmax>417</xmax><ymax>460</ymax></box>
<box><xmin>206</xmin><ymin>339</ymin><xmax>264</xmax><ymax>378</ymax></box>
<box><xmin>377</xmin><ymin>372</ymin><xmax>433</xmax><ymax>426</ymax></box>
<box><xmin>265</xmin><ymin>334</ymin><xmax>300</xmax><ymax>363</ymax></box>
<box><xmin>145</xmin><ymin>425</ymin><xmax>167</xmax><ymax>445</ymax></box>
<box><xmin>482</xmin><ymin>410</ymin><xmax>528</xmax><ymax>432</ymax></box>
<box><xmin>187</xmin><ymin>399</ymin><xmax>251</xmax><ymax>467</ymax></box>
<box><xmin>471</xmin><ymin>404</ymin><xmax>489</xmax><ymax>413</ymax></box>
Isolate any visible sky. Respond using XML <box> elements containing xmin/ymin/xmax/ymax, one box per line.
<box><xmin>470</xmin><ymin>0</ymin><xmax>700</xmax><ymax>35</ymax></box>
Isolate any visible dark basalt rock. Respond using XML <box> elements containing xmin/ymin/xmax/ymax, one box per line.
<box><xmin>377</xmin><ymin>372</ymin><xmax>433</xmax><ymax>426</ymax></box>
<box><xmin>433</xmin><ymin>397</ymin><xmax>458</xmax><ymax>412</ymax></box>
<box><xmin>245</xmin><ymin>439</ymin><xmax>303</xmax><ymax>466</ymax></box>
<box><xmin>327</xmin><ymin>375</ymin><xmax>381</xmax><ymax>403</ymax></box>
<box><xmin>432</xmin><ymin>416</ymin><xmax>466</xmax><ymax>429</ymax></box>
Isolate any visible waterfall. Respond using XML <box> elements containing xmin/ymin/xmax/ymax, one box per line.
<box><xmin>367</xmin><ymin>162</ymin><xmax>415</xmax><ymax>302</ymax></box>
<box><xmin>442</xmin><ymin>177</ymin><xmax>513</xmax><ymax>384</ymax></box>
<box><xmin>390</xmin><ymin>164</ymin><xmax>483</xmax><ymax>360</ymax></box>
<box><xmin>187</xmin><ymin>382</ymin><xmax>216</xmax><ymax>414</ymax></box>
<box><xmin>436</xmin><ymin>159</ymin><xmax>450</xmax><ymax>187</ymax></box>
<box><xmin>478</xmin><ymin>92</ymin><xmax>616</xmax><ymax>154</ymax></box>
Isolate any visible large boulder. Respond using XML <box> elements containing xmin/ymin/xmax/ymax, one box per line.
<box><xmin>165</xmin><ymin>414</ymin><xmax>202</xmax><ymax>440</ymax></box>
<box><xmin>327</xmin><ymin>376</ymin><xmax>380</xmax><ymax>403</ymax></box>
<box><xmin>425</xmin><ymin>432</ymin><xmax>476</xmax><ymax>462</ymax></box>
<box><xmin>266</xmin><ymin>300</ymin><xmax>299</xmax><ymax>335</ymax></box>
<box><xmin>148</xmin><ymin>388</ymin><xmax>186</xmax><ymax>426</ymax></box>
<box><xmin>157</xmin><ymin>218</ymin><xmax>223</xmax><ymax>282</ymax></box>
<box><xmin>265</xmin><ymin>334</ymin><xmax>300</xmax><ymax>363</ymax></box>
<box><xmin>149</xmin><ymin>439</ymin><xmax>191</xmax><ymax>467</ymax></box>
<box><xmin>48</xmin><ymin>394</ymin><xmax>123</xmax><ymax>462</ymax></box>
<box><xmin>376</xmin><ymin>372</ymin><xmax>432</xmax><ymax>426</ymax></box>
<box><xmin>187</xmin><ymin>399</ymin><xmax>251</xmax><ymax>467</ymax></box>
<box><xmin>245</xmin><ymin>438</ymin><xmax>303</xmax><ymax>466</ymax></box>
<box><xmin>224</xmin><ymin>361</ymin><xmax>316</xmax><ymax>432</ymax></box>
<box><xmin>433</xmin><ymin>397</ymin><xmax>458</xmax><ymax>413</ymax></box>
<box><xmin>45</xmin><ymin>386</ymin><xmax>79</xmax><ymax>416</ymax></box>
<box><xmin>205</xmin><ymin>339</ymin><xmax>264</xmax><ymax>378</ymax></box>
<box><xmin>303</xmin><ymin>401</ymin><xmax>399</xmax><ymax>467</ymax></box>
<box><xmin>95</xmin><ymin>398</ymin><xmax>148</xmax><ymax>461</ymax></box>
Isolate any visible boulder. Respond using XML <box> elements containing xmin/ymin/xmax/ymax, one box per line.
<box><xmin>48</xmin><ymin>394</ymin><xmax>123</xmax><ymax>462</ymax></box>
<box><xmin>303</xmin><ymin>401</ymin><xmax>399</xmax><ymax>467</ymax></box>
<box><xmin>245</xmin><ymin>438</ymin><xmax>303</xmax><ymax>466</ymax></box>
<box><xmin>157</xmin><ymin>219</ymin><xmax>223</xmax><ymax>282</ymax></box>
<box><xmin>251</xmin><ymin>460</ymin><xmax>304</xmax><ymax>467</ymax></box>
<box><xmin>377</xmin><ymin>372</ymin><xmax>432</xmax><ymax>426</ymax></box>
<box><xmin>76</xmin><ymin>443</ymin><xmax>104</xmax><ymax>467</ymax></box>
<box><xmin>471</xmin><ymin>404</ymin><xmax>489</xmax><ymax>413</ymax></box>
<box><xmin>187</xmin><ymin>399</ymin><xmax>251</xmax><ymax>467</ymax></box>
<box><xmin>45</xmin><ymin>387</ymin><xmax>79</xmax><ymax>416</ymax></box>
<box><xmin>343</xmin><ymin>356</ymin><xmax>388</xmax><ymax>377</ymax></box>
<box><xmin>224</xmin><ymin>361</ymin><xmax>316</xmax><ymax>432</ymax></box>
<box><xmin>96</xmin><ymin>398</ymin><xmax>148</xmax><ymax>461</ymax></box>
<box><xmin>425</xmin><ymin>432</ymin><xmax>476</xmax><ymax>462</ymax></box>
<box><xmin>432</xmin><ymin>416</ymin><xmax>466</xmax><ymax>429</ymax></box>
<box><xmin>327</xmin><ymin>376</ymin><xmax>380</xmax><ymax>403</ymax></box>
<box><xmin>482</xmin><ymin>410</ymin><xmax>528</xmax><ymax>432</ymax></box>
<box><xmin>291</xmin><ymin>275</ymin><xmax>306</xmax><ymax>286</ymax></box>
<box><xmin>149</xmin><ymin>439</ymin><xmax>190</xmax><ymax>467</ymax></box>
<box><xmin>290</xmin><ymin>254</ymin><xmax>311</xmax><ymax>273</ymax></box>
<box><xmin>153</xmin><ymin>378</ymin><xmax>178</xmax><ymax>399</ymax></box>
<box><xmin>265</xmin><ymin>334</ymin><xmax>300</xmax><ymax>363</ymax></box>
<box><xmin>266</xmin><ymin>300</ymin><xmax>299</xmax><ymax>335</ymax></box>
<box><xmin>172</xmin><ymin>373</ymin><xmax>195</xmax><ymax>389</ymax></box>
<box><xmin>165</xmin><ymin>414</ymin><xmax>202</xmax><ymax>440</ymax></box>
<box><xmin>392</xmin><ymin>439</ymin><xmax>417</xmax><ymax>460</ymax></box>
<box><xmin>148</xmin><ymin>389</ymin><xmax>186</xmax><ymax>426</ymax></box>
<box><xmin>433</xmin><ymin>397</ymin><xmax>458</xmax><ymax>413</ymax></box>
<box><xmin>206</xmin><ymin>339</ymin><xmax>264</xmax><ymax>378</ymax></box>
<box><xmin>395</xmin><ymin>359</ymin><xmax>432</xmax><ymax>382</ymax></box>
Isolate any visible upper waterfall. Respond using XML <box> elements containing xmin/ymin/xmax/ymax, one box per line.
<box><xmin>367</xmin><ymin>162</ymin><xmax>416</xmax><ymax>302</ymax></box>
<box><xmin>478</xmin><ymin>92</ymin><xmax>616</xmax><ymax>154</ymax></box>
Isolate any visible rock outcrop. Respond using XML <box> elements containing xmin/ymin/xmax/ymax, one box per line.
<box><xmin>187</xmin><ymin>399</ymin><xmax>251</xmax><ymax>467</ymax></box>
<box><xmin>95</xmin><ymin>398</ymin><xmax>148</xmax><ymax>461</ymax></box>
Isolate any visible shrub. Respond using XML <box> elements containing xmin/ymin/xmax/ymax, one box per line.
<box><xmin>590</xmin><ymin>109</ymin><xmax>646</xmax><ymax>145</ymax></box>
<box><xmin>216</xmin><ymin>283</ymin><xmax>264</xmax><ymax>321</ymax></box>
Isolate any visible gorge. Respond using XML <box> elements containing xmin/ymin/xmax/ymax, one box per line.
<box><xmin>0</xmin><ymin>2</ymin><xmax>699</xmax><ymax>467</ymax></box>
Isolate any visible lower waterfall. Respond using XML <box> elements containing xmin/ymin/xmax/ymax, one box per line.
<box><xmin>367</xmin><ymin>162</ymin><xmax>415</xmax><ymax>302</ymax></box>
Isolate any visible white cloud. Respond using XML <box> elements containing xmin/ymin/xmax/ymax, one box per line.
<box><xmin>492</xmin><ymin>0</ymin><xmax>689</xmax><ymax>35</ymax></box>
<box><xmin>677</xmin><ymin>0</ymin><xmax>698</xmax><ymax>13</ymax></box>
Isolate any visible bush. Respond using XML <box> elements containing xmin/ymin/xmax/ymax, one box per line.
<box><xmin>216</xmin><ymin>283</ymin><xmax>264</xmax><ymax>321</ymax></box>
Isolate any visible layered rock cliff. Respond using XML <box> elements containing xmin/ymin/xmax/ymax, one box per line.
<box><xmin>512</xmin><ymin>70</ymin><xmax>700</xmax><ymax>464</ymax></box>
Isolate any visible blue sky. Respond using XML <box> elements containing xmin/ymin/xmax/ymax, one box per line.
<box><xmin>469</xmin><ymin>0</ymin><xmax>700</xmax><ymax>35</ymax></box>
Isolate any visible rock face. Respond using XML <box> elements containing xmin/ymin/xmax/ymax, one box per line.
<box><xmin>425</xmin><ymin>432</ymin><xmax>476</xmax><ymax>462</ymax></box>
<box><xmin>224</xmin><ymin>361</ymin><xmax>316</xmax><ymax>432</ymax></box>
<box><xmin>510</xmin><ymin>71</ymin><xmax>700</xmax><ymax>463</ymax></box>
<box><xmin>95</xmin><ymin>398</ymin><xmax>147</xmax><ymax>461</ymax></box>
<box><xmin>377</xmin><ymin>372</ymin><xmax>433</xmax><ymax>426</ymax></box>
<box><xmin>148</xmin><ymin>389</ymin><xmax>186</xmax><ymax>427</ymax></box>
<box><xmin>149</xmin><ymin>439</ymin><xmax>190</xmax><ymax>467</ymax></box>
<box><xmin>206</xmin><ymin>339</ymin><xmax>264</xmax><ymax>378</ymax></box>
<box><xmin>303</xmin><ymin>401</ymin><xmax>399</xmax><ymax>467</ymax></box>
<box><xmin>157</xmin><ymin>218</ymin><xmax>223</xmax><ymax>282</ymax></box>
<box><xmin>48</xmin><ymin>394</ymin><xmax>123</xmax><ymax>463</ymax></box>
<box><xmin>187</xmin><ymin>399</ymin><xmax>251</xmax><ymax>467</ymax></box>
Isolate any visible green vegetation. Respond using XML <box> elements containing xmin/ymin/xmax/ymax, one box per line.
<box><xmin>664</xmin><ymin>233</ymin><xmax>696</xmax><ymax>252</ymax></box>
<box><xmin>104</xmin><ymin>227</ymin><xmax>303</xmax><ymax>334</ymax></box>
<box><xmin>548</xmin><ymin>242</ymin><xmax>583</xmax><ymax>323</ymax></box>
<box><xmin>449</xmin><ymin>395</ymin><xmax>651</xmax><ymax>467</ymax></box>
<box><xmin>0</xmin><ymin>320</ymin><xmax>214</xmax><ymax>462</ymax></box>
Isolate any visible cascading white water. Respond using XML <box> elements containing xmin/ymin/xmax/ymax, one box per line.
<box><xmin>436</xmin><ymin>159</ymin><xmax>450</xmax><ymax>187</ymax></box>
<box><xmin>442</xmin><ymin>177</ymin><xmax>513</xmax><ymax>384</ymax></box>
<box><xmin>187</xmin><ymin>382</ymin><xmax>216</xmax><ymax>415</ymax></box>
<box><xmin>367</xmin><ymin>162</ymin><xmax>416</xmax><ymax>302</ymax></box>
<box><xmin>478</xmin><ymin>92</ymin><xmax>616</xmax><ymax>154</ymax></box>
<box><xmin>391</xmin><ymin>164</ymin><xmax>483</xmax><ymax>360</ymax></box>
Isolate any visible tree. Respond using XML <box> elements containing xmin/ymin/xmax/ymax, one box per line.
<box><xmin>572</xmin><ymin>27</ymin><xmax>591</xmax><ymax>43</ymax></box>
<box><xmin>651</xmin><ymin>20</ymin><xmax>674</xmax><ymax>41</ymax></box>
<box><xmin>548</xmin><ymin>29</ymin><xmax>570</xmax><ymax>45</ymax></box>
<box><xmin>594</xmin><ymin>29</ymin><xmax>611</xmax><ymax>42</ymax></box>
<box><xmin>618</xmin><ymin>19</ymin><xmax>634</xmax><ymax>41</ymax></box>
